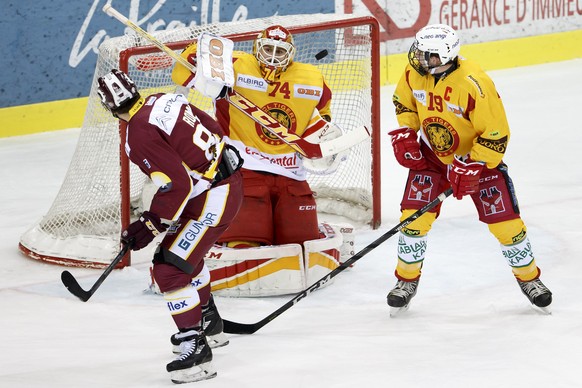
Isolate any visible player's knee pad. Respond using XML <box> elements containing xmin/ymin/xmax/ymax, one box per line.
<box><xmin>399</xmin><ymin>209</ymin><xmax>436</xmax><ymax>236</ymax></box>
<box><xmin>488</xmin><ymin>218</ymin><xmax>526</xmax><ymax>245</ymax></box>
<box><xmin>152</xmin><ymin>262</ymin><xmax>193</xmax><ymax>293</ymax></box>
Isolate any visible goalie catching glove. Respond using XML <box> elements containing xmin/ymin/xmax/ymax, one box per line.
<box><xmin>301</xmin><ymin>113</ymin><xmax>348</xmax><ymax>175</ymax></box>
<box><xmin>446</xmin><ymin>155</ymin><xmax>485</xmax><ymax>200</ymax></box>
<box><xmin>121</xmin><ymin>211</ymin><xmax>167</xmax><ymax>250</ymax></box>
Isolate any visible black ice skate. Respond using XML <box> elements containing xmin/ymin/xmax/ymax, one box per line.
<box><xmin>166</xmin><ymin>329</ymin><xmax>216</xmax><ymax>384</ymax></box>
<box><xmin>171</xmin><ymin>294</ymin><xmax>229</xmax><ymax>353</ymax></box>
<box><xmin>387</xmin><ymin>279</ymin><xmax>419</xmax><ymax>317</ymax></box>
<box><xmin>517</xmin><ymin>278</ymin><xmax>552</xmax><ymax>314</ymax></box>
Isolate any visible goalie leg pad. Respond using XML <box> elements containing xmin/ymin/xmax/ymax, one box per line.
<box><xmin>206</xmin><ymin>243</ymin><xmax>306</xmax><ymax>297</ymax></box>
<box><xmin>206</xmin><ymin>223</ymin><xmax>343</xmax><ymax>296</ymax></box>
<box><xmin>303</xmin><ymin>223</ymin><xmax>342</xmax><ymax>288</ymax></box>
<box><xmin>325</xmin><ymin>222</ymin><xmax>355</xmax><ymax>264</ymax></box>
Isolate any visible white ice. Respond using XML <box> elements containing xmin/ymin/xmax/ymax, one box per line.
<box><xmin>1</xmin><ymin>59</ymin><xmax>581</xmax><ymax>388</ymax></box>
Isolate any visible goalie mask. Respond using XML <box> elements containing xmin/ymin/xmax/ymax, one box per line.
<box><xmin>253</xmin><ymin>25</ymin><xmax>296</xmax><ymax>83</ymax></box>
<box><xmin>97</xmin><ymin>69</ymin><xmax>141</xmax><ymax>117</ymax></box>
<box><xmin>408</xmin><ymin>24</ymin><xmax>460</xmax><ymax>76</ymax></box>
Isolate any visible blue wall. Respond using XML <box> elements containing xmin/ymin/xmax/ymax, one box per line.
<box><xmin>1</xmin><ymin>0</ymin><xmax>334</xmax><ymax>108</ymax></box>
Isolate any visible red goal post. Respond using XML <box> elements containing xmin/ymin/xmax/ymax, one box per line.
<box><xmin>19</xmin><ymin>14</ymin><xmax>381</xmax><ymax>269</ymax></box>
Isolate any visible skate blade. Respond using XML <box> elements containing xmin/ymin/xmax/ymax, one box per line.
<box><xmin>389</xmin><ymin>303</ymin><xmax>410</xmax><ymax>317</ymax></box>
<box><xmin>207</xmin><ymin>332</ymin><xmax>229</xmax><ymax>348</ymax></box>
<box><xmin>531</xmin><ymin>304</ymin><xmax>552</xmax><ymax>315</ymax></box>
<box><xmin>169</xmin><ymin>361</ymin><xmax>217</xmax><ymax>384</ymax></box>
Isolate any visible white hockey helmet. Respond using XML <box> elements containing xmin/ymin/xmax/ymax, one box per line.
<box><xmin>408</xmin><ymin>24</ymin><xmax>460</xmax><ymax>76</ymax></box>
<box><xmin>97</xmin><ymin>69</ymin><xmax>140</xmax><ymax>117</ymax></box>
<box><xmin>253</xmin><ymin>25</ymin><xmax>296</xmax><ymax>83</ymax></box>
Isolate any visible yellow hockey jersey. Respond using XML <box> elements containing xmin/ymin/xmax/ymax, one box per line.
<box><xmin>172</xmin><ymin>46</ymin><xmax>332</xmax><ymax>181</ymax></box>
<box><xmin>393</xmin><ymin>57</ymin><xmax>510</xmax><ymax>169</ymax></box>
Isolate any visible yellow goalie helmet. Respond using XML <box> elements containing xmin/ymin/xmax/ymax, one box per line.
<box><xmin>253</xmin><ymin>25</ymin><xmax>296</xmax><ymax>83</ymax></box>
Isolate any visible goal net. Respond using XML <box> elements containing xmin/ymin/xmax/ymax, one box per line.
<box><xmin>19</xmin><ymin>13</ymin><xmax>381</xmax><ymax>268</ymax></box>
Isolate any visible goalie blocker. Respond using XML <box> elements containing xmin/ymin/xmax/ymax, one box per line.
<box><xmin>149</xmin><ymin>222</ymin><xmax>354</xmax><ymax>296</ymax></box>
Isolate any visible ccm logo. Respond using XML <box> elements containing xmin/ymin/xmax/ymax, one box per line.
<box><xmin>299</xmin><ymin>205</ymin><xmax>316</xmax><ymax>211</ymax></box>
<box><xmin>297</xmin><ymin>87</ymin><xmax>321</xmax><ymax>97</ymax></box>
<box><xmin>451</xmin><ymin>166</ymin><xmax>480</xmax><ymax>176</ymax></box>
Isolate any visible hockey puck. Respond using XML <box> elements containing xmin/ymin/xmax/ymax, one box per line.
<box><xmin>315</xmin><ymin>49</ymin><xmax>328</xmax><ymax>60</ymax></box>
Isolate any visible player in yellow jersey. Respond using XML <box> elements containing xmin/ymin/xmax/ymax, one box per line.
<box><xmin>386</xmin><ymin>24</ymin><xmax>552</xmax><ymax>315</ymax></box>
<box><xmin>172</xmin><ymin>25</ymin><xmax>334</xmax><ymax>248</ymax></box>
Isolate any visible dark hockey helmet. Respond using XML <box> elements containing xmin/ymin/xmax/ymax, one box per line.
<box><xmin>408</xmin><ymin>24</ymin><xmax>460</xmax><ymax>76</ymax></box>
<box><xmin>97</xmin><ymin>69</ymin><xmax>140</xmax><ymax>117</ymax></box>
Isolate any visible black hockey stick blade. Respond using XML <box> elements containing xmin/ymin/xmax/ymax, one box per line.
<box><xmin>61</xmin><ymin>242</ymin><xmax>132</xmax><ymax>302</ymax></box>
<box><xmin>223</xmin><ymin>318</ymin><xmax>263</xmax><ymax>335</ymax></box>
<box><xmin>222</xmin><ymin>188</ymin><xmax>453</xmax><ymax>335</ymax></box>
<box><xmin>61</xmin><ymin>270</ymin><xmax>92</xmax><ymax>301</ymax></box>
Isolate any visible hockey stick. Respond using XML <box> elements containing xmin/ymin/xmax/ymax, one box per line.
<box><xmin>222</xmin><ymin>188</ymin><xmax>453</xmax><ymax>334</ymax></box>
<box><xmin>102</xmin><ymin>4</ymin><xmax>369</xmax><ymax>158</ymax></box>
<box><xmin>61</xmin><ymin>242</ymin><xmax>132</xmax><ymax>302</ymax></box>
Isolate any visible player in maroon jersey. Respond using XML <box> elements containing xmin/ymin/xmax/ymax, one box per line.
<box><xmin>97</xmin><ymin>69</ymin><xmax>243</xmax><ymax>384</ymax></box>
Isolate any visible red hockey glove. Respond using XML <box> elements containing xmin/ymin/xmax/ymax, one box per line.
<box><xmin>447</xmin><ymin>155</ymin><xmax>485</xmax><ymax>200</ymax></box>
<box><xmin>388</xmin><ymin>127</ymin><xmax>429</xmax><ymax>170</ymax></box>
<box><xmin>121</xmin><ymin>211</ymin><xmax>167</xmax><ymax>251</ymax></box>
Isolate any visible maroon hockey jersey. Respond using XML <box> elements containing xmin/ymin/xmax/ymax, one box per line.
<box><xmin>125</xmin><ymin>93</ymin><xmax>227</xmax><ymax>222</ymax></box>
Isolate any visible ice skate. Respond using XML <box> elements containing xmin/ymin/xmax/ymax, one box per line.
<box><xmin>171</xmin><ymin>295</ymin><xmax>229</xmax><ymax>352</ymax></box>
<box><xmin>167</xmin><ymin>329</ymin><xmax>217</xmax><ymax>384</ymax></box>
<box><xmin>387</xmin><ymin>279</ymin><xmax>419</xmax><ymax>317</ymax></box>
<box><xmin>517</xmin><ymin>278</ymin><xmax>552</xmax><ymax>314</ymax></box>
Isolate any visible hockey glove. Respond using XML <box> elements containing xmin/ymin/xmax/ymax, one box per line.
<box><xmin>388</xmin><ymin>127</ymin><xmax>429</xmax><ymax>170</ymax></box>
<box><xmin>447</xmin><ymin>155</ymin><xmax>485</xmax><ymax>200</ymax></box>
<box><xmin>121</xmin><ymin>211</ymin><xmax>167</xmax><ymax>251</ymax></box>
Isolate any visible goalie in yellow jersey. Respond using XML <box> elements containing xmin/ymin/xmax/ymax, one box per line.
<box><xmin>386</xmin><ymin>24</ymin><xmax>552</xmax><ymax>315</ymax></box>
<box><xmin>171</xmin><ymin>26</ymin><xmax>347</xmax><ymax>296</ymax></box>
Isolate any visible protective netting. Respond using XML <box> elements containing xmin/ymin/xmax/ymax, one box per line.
<box><xmin>19</xmin><ymin>14</ymin><xmax>380</xmax><ymax>267</ymax></box>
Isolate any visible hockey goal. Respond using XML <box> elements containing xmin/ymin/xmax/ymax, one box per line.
<box><xmin>19</xmin><ymin>13</ymin><xmax>381</xmax><ymax>268</ymax></box>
